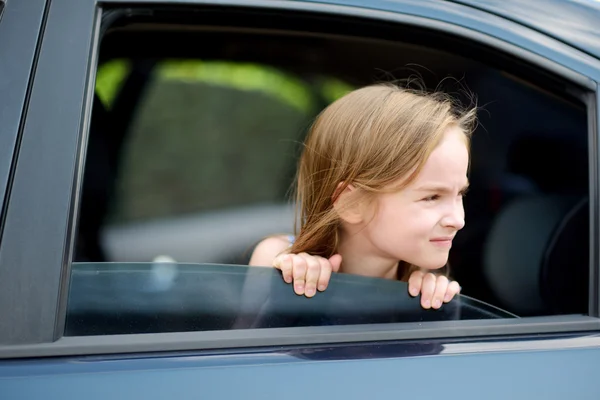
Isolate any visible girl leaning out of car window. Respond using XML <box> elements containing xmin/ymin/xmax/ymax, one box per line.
<box><xmin>249</xmin><ymin>83</ymin><xmax>476</xmax><ymax>310</ymax></box>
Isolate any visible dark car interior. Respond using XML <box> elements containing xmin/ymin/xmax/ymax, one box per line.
<box><xmin>71</xmin><ymin>6</ymin><xmax>590</xmax><ymax>333</ymax></box>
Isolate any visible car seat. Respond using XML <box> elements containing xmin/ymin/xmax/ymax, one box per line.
<box><xmin>483</xmin><ymin>195</ymin><xmax>588</xmax><ymax>316</ymax></box>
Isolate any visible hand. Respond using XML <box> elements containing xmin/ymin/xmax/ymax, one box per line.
<box><xmin>273</xmin><ymin>253</ymin><xmax>343</xmax><ymax>298</ymax></box>
<box><xmin>408</xmin><ymin>270</ymin><xmax>461</xmax><ymax>309</ymax></box>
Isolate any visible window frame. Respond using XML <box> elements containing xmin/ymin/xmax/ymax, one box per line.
<box><xmin>1</xmin><ymin>0</ymin><xmax>599</xmax><ymax>357</ymax></box>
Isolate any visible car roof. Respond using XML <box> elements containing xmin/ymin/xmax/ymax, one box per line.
<box><xmin>445</xmin><ymin>0</ymin><xmax>600</xmax><ymax>59</ymax></box>
<box><xmin>302</xmin><ymin>0</ymin><xmax>600</xmax><ymax>60</ymax></box>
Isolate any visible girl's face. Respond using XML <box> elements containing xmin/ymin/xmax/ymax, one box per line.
<box><xmin>362</xmin><ymin>126</ymin><xmax>469</xmax><ymax>270</ymax></box>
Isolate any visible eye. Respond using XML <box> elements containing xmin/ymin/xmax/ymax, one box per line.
<box><xmin>423</xmin><ymin>194</ymin><xmax>440</xmax><ymax>202</ymax></box>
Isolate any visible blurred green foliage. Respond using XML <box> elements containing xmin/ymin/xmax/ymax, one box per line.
<box><xmin>95</xmin><ymin>59</ymin><xmax>353</xmax><ymax>223</ymax></box>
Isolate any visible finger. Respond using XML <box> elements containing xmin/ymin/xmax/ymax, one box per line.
<box><xmin>407</xmin><ymin>270</ymin><xmax>424</xmax><ymax>297</ymax></box>
<box><xmin>317</xmin><ymin>257</ymin><xmax>333</xmax><ymax>292</ymax></box>
<box><xmin>328</xmin><ymin>254</ymin><xmax>342</xmax><ymax>272</ymax></box>
<box><xmin>274</xmin><ymin>254</ymin><xmax>293</xmax><ymax>284</ymax></box>
<box><xmin>300</xmin><ymin>253</ymin><xmax>322</xmax><ymax>298</ymax></box>
<box><xmin>432</xmin><ymin>276</ymin><xmax>449</xmax><ymax>309</ymax></box>
<box><xmin>420</xmin><ymin>273</ymin><xmax>437</xmax><ymax>309</ymax></box>
<box><xmin>291</xmin><ymin>255</ymin><xmax>307</xmax><ymax>295</ymax></box>
<box><xmin>444</xmin><ymin>281</ymin><xmax>461</xmax><ymax>303</ymax></box>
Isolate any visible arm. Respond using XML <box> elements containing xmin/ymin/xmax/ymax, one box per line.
<box><xmin>248</xmin><ymin>236</ymin><xmax>290</xmax><ymax>267</ymax></box>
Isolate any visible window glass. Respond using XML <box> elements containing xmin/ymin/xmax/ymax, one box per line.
<box><xmin>66</xmin><ymin>262</ymin><xmax>516</xmax><ymax>336</ymax></box>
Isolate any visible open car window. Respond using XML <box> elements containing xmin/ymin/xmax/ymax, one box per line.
<box><xmin>68</xmin><ymin>5</ymin><xmax>592</xmax><ymax>338</ymax></box>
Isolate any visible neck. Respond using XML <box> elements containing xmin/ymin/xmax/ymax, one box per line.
<box><xmin>337</xmin><ymin>227</ymin><xmax>399</xmax><ymax>280</ymax></box>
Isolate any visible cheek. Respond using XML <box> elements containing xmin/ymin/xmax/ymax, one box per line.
<box><xmin>372</xmin><ymin>201</ymin><xmax>435</xmax><ymax>237</ymax></box>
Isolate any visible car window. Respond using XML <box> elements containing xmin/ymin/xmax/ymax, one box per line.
<box><xmin>69</xmin><ymin>6</ymin><xmax>591</xmax><ymax>336</ymax></box>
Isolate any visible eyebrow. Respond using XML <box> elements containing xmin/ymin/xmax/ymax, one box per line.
<box><xmin>415</xmin><ymin>181</ymin><xmax>470</xmax><ymax>193</ymax></box>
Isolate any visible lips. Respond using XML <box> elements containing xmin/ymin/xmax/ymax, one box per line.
<box><xmin>430</xmin><ymin>237</ymin><xmax>453</xmax><ymax>247</ymax></box>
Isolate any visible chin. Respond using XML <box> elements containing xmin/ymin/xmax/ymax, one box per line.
<box><xmin>418</xmin><ymin>258</ymin><xmax>449</xmax><ymax>271</ymax></box>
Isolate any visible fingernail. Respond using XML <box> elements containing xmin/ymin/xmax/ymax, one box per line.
<box><xmin>318</xmin><ymin>284</ymin><xmax>326</xmax><ymax>291</ymax></box>
<box><xmin>434</xmin><ymin>300</ymin><xmax>442</xmax><ymax>309</ymax></box>
<box><xmin>444</xmin><ymin>294</ymin><xmax>452</xmax><ymax>302</ymax></box>
<box><xmin>306</xmin><ymin>288</ymin><xmax>315</xmax><ymax>297</ymax></box>
<box><xmin>295</xmin><ymin>284</ymin><xmax>304</xmax><ymax>294</ymax></box>
<box><xmin>409</xmin><ymin>286</ymin><xmax>418</xmax><ymax>296</ymax></box>
<box><xmin>424</xmin><ymin>300</ymin><xmax>431</xmax><ymax>308</ymax></box>
<box><xmin>284</xmin><ymin>276</ymin><xmax>292</xmax><ymax>284</ymax></box>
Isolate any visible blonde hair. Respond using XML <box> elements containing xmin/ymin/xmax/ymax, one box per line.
<box><xmin>290</xmin><ymin>83</ymin><xmax>477</xmax><ymax>280</ymax></box>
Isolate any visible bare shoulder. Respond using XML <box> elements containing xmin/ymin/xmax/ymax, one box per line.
<box><xmin>248</xmin><ymin>235</ymin><xmax>291</xmax><ymax>267</ymax></box>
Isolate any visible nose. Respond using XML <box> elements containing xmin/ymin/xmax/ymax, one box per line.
<box><xmin>441</xmin><ymin>200</ymin><xmax>465</xmax><ymax>230</ymax></box>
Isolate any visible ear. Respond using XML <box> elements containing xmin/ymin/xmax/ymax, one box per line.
<box><xmin>332</xmin><ymin>182</ymin><xmax>364</xmax><ymax>224</ymax></box>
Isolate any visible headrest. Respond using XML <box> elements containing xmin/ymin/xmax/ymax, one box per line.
<box><xmin>483</xmin><ymin>195</ymin><xmax>582</xmax><ymax>315</ymax></box>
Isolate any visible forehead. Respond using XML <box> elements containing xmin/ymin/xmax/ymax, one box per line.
<box><xmin>410</xmin><ymin>126</ymin><xmax>469</xmax><ymax>187</ymax></box>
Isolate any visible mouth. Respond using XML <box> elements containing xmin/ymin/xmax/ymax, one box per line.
<box><xmin>430</xmin><ymin>237</ymin><xmax>453</xmax><ymax>248</ymax></box>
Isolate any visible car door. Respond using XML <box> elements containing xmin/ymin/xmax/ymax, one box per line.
<box><xmin>1</xmin><ymin>1</ymin><xmax>600</xmax><ymax>399</ymax></box>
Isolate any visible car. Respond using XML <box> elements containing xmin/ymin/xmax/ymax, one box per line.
<box><xmin>1</xmin><ymin>0</ymin><xmax>600</xmax><ymax>398</ymax></box>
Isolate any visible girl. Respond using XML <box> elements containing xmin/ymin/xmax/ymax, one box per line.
<box><xmin>249</xmin><ymin>84</ymin><xmax>476</xmax><ymax>310</ymax></box>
